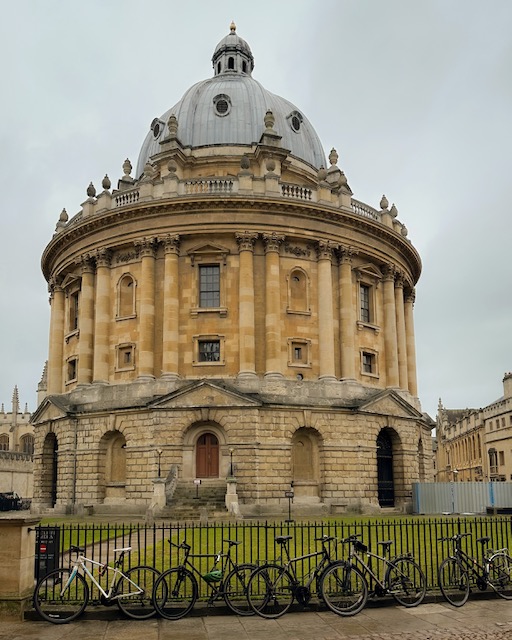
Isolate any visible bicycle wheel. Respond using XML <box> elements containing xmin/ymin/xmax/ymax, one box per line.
<box><xmin>115</xmin><ymin>565</ymin><xmax>160</xmax><ymax>619</ymax></box>
<box><xmin>247</xmin><ymin>563</ymin><xmax>294</xmax><ymax>619</ymax></box>
<box><xmin>438</xmin><ymin>558</ymin><xmax>469</xmax><ymax>606</ymax></box>
<box><xmin>223</xmin><ymin>563</ymin><xmax>257</xmax><ymax>616</ymax></box>
<box><xmin>385</xmin><ymin>557</ymin><xmax>426</xmax><ymax>607</ymax></box>
<box><xmin>152</xmin><ymin>566</ymin><xmax>197</xmax><ymax>620</ymax></box>
<box><xmin>489</xmin><ymin>552</ymin><xmax>512</xmax><ymax>600</ymax></box>
<box><xmin>320</xmin><ymin>562</ymin><xmax>368</xmax><ymax>616</ymax></box>
<box><xmin>33</xmin><ymin>567</ymin><xmax>89</xmax><ymax>623</ymax></box>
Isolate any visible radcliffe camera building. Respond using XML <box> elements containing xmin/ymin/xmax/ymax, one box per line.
<box><xmin>31</xmin><ymin>24</ymin><xmax>433</xmax><ymax>516</ymax></box>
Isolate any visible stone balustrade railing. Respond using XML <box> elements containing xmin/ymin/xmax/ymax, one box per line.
<box><xmin>62</xmin><ymin>177</ymin><xmax>393</xmax><ymax>232</ymax></box>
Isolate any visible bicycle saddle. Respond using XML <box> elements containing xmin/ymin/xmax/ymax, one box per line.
<box><xmin>224</xmin><ymin>539</ymin><xmax>242</xmax><ymax>546</ymax></box>
<box><xmin>378</xmin><ymin>540</ymin><xmax>393</xmax><ymax>550</ymax></box>
<box><xmin>275</xmin><ymin>535</ymin><xmax>293</xmax><ymax>544</ymax></box>
<box><xmin>69</xmin><ymin>545</ymin><xmax>85</xmax><ymax>554</ymax></box>
<box><xmin>476</xmin><ymin>536</ymin><xmax>491</xmax><ymax>545</ymax></box>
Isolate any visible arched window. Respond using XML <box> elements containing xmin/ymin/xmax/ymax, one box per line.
<box><xmin>228</xmin><ymin>56</ymin><xmax>234</xmax><ymax>70</ymax></box>
<box><xmin>0</xmin><ymin>434</ymin><xmax>9</xmax><ymax>451</ymax></box>
<box><xmin>117</xmin><ymin>274</ymin><xmax>136</xmax><ymax>318</ymax></box>
<box><xmin>217</xmin><ymin>61</ymin><xmax>221</xmax><ymax>74</ymax></box>
<box><xmin>21</xmin><ymin>434</ymin><xmax>34</xmax><ymax>455</ymax></box>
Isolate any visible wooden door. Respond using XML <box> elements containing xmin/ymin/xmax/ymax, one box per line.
<box><xmin>196</xmin><ymin>433</ymin><xmax>219</xmax><ymax>478</ymax></box>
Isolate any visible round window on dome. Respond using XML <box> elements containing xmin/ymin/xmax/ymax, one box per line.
<box><xmin>213</xmin><ymin>94</ymin><xmax>231</xmax><ymax>117</ymax></box>
<box><xmin>288</xmin><ymin>111</ymin><xmax>303</xmax><ymax>133</ymax></box>
<box><xmin>150</xmin><ymin>117</ymin><xmax>164</xmax><ymax>139</ymax></box>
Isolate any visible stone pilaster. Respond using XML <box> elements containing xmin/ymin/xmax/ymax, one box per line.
<box><xmin>236</xmin><ymin>231</ymin><xmax>258</xmax><ymax>382</ymax></box>
<box><xmin>394</xmin><ymin>273</ymin><xmax>408</xmax><ymax>391</ymax></box>
<box><xmin>263</xmin><ymin>232</ymin><xmax>285</xmax><ymax>379</ymax></box>
<box><xmin>382</xmin><ymin>264</ymin><xmax>399</xmax><ymax>387</ymax></box>
<box><xmin>317</xmin><ymin>241</ymin><xmax>337</xmax><ymax>382</ymax></box>
<box><xmin>405</xmin><ymin>289</ymin><xmax>418</xmax><ymax>396</ymax></box>
<box><xmin>161</xmin><ymin>234</ymin><xmax>180</xmax><ymax>379</ymax></box>
<box><xmin>47</xmin><ymin>280</ymin><xmax>65</xmax><ymax>394</ymax></box>
<box><xmin>135</xmin><ymin>238</ymin><xmax>157</xmax><ymax>380</ymax></box>
<box><xmin>93</xmin><ymin>248</ymin><xmax>111</xmax><ymax>384</ymax></box>
<box><xmin>339</xmin><ymin>247</ymin><xmax>356</xmax><ymax>380</ymax></box>
<box><xmin>77</xmin><ymin>255</ymin><xmax>95</xmax><ymax>385</ymax></box>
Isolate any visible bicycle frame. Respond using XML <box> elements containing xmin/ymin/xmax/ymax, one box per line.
<box><xmin>344</xmin><ymin>537</ymin><xmax>413</xmax><ymax>593</ymax></box>
<box><xmin>274</xmin><ymin>536</ymin><xmax>336</xmax><ymax>590</ymax></box>
<box><xmin>172</xmin><ymin>541</ymin><xmax>245</xmax><ymax>602</ymax></box>
<box><xmin>61</xmin><ymin>547</ymin><xmax>143</xmax><ymax>602</ymax></box>
<box><xmin>444</xmin><ymin>535</ymin><xmax>508</xmax><ymax>587</ymax></box>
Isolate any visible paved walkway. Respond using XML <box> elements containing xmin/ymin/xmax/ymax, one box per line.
<box><xmin>2</xmin><ymin>598</ymin><xmax>512</xmax><ymax>639</ymax></box>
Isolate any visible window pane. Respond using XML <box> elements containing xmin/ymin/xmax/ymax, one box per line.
<box><xmin>199</xmin><ymin>265</ymin><xmax>220</xmax><ymax>307</ymax></box>
<box><xmin>199</xmin><ymin>341</ymin><xmax>220</xmax><ymax>362</ymax></box>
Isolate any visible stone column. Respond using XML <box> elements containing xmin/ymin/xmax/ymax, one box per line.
<box><xmin>382</xmin><ymin>264</ymin><xmax>399</xmax><ymax>387</ymax></box>
<box><xmin>136</xmin><ymin>238</ymin><xmax>157</xmax><ymax>380</ymax></box>
<box><xmin>339</xmin><ymin>247</ymin><xmax>356</xmax><ymax>380</ymax></box>
<box><xmin>47</xmin><ymin>280</ymin><xmax>65</xmax><ymax>394</ymax></box>
<box><xmin>93</xmin><ymin>248</ymin><xmax>111</xmax><ymax>384</ymax></box>
<box><xmin>236</xmin><ymin>231</ymin><xmax>258</xmax><ymax>382</ymax></box>
<box><xmin>317</xmin><ymin>241</ymin><xmax>337</xmax><ymax>382</ymax></box>
<box><xmin>394</xmin><ymin>273</ymin><xmax>409</xmax><ymax>391</ymax></box>
<box><xmin>404</xmin><ymin>289</ymin><xmax>418</xmax><ymax>396</ymax></box>
<box><xmin>0</xmin><ymin>516</ymin><xmax>40</xmax><ymax>619</ymax></box>
<box><xmin>77</xmin><ymin>255</ymin><xmax>95</xmax><ymax>385</ymax></box>
<box><xmin>161</xmin><ymin>235</ymin><xmax>180</xmax><ymax>380</ymax></box>
<box><xmin>263</xmin><ymin>233</ymin><xmax>285</xmax><ymax>379</ymax></box>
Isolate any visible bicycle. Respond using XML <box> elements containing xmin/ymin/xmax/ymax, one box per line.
<box><xmin>33</xmin><ymin>544</ymin><xmax>160</xmax><ymax>623</ymax></box>
<box><xmin>320</xmin><ymin>534</ymin><xmax>426</xmax><ymax>616</ymax></box>
<box><xmin>437</xmin><ymin>533</ymin><xmax>512</xmax><ymax>606</ymax></box>
<box><xmin>152</xmin><ymin>538</ymin><xmax>256</xmax><ymax>619</ymax></box>
<box><xmin>246</xmin><ymin>533</ymin><xmax>366</xmax><ymax>619</ymax></box>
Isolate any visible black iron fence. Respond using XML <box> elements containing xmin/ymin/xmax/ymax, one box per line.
<box><xmin>34</xmin><ymin>516</ymin><xmax>512</xmax><ymax>594</ymax></box>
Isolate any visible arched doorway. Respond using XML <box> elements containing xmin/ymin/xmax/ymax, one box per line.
<box><xmin>377</xmin><ymin>430</ymin><xmax>394</xmax><ymax>507</ymax></box>
<box><xmin>196</xmin><ymin>433</ymin><xmax>219</xmax><ymax>478</ymax></box>
<box><xmin>42</xmin><ymin>433</ymin><xmax>58</xmax><ymax>507</ymax></box>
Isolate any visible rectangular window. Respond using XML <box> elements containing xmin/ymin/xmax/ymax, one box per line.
<box><xmin>199</xmin><ymin>340</ymin><xmax>220</xmax><ymax>362</ymax></box>
<box><xmin>360</xmin><ymin>284</ymin><xmax>370</xmax><ymax>323</ymax></box>
<box><xmin>116</xmin><ymin>344</ymin><xmax>135</xmax><ymax>370</ymax></box>
<box><xmin>67</xmin><ymin>358</ymin><xmax>77</xmax><ymax>382</ymax></box>
<box><xmin>362</xmin><ymin>352</ymin><xmax>375</xmax><ymax>374</ymax></box>
<box><xmin>199</xmin><ymin>265</ymin><xmax>220</xmax><ymax>308</ymax></box>
<box><xmin>499</xmin><ymin>451</ymin><xmax>505</xmax><ymax>466</ymax></box>
<box><xmin>69</xmin><ymin>291</ymin><xmax>80</xmax><ymax>331</ymax></box>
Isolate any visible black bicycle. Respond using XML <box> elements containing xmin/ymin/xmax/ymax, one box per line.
<box><xmin>247</xmin><ymin>534</ymin><xmax>367</xmax><ymax>619</ymax></box>
<box><xmin>438</xmin><ymin>533</ymin><xmax>512</xmax><ymax>606</ymax></box>
<box><xmin>152</xmin><ymin>539</ymin><xmax>256</xmax><ymax>619</ymax></box>
<box><xmin>322</xmin><ymin>534</ymin><xmax>426</xmax><ymax>616</ymax></box>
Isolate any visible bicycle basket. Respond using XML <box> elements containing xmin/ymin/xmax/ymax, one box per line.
<box><xmin>203</xmin><ymin>570</ymin><xmax>223</xmax><ymax>583</ymax></box>
<box><xmin>354</xmin><ymin>540</ymin><xmax>368</xmax><ymax>553</ymax></box>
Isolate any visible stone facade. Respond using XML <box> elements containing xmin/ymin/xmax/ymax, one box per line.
<box><xmin>0</xmin><ymin>388</ymin><xmax>33</xmax><ymax>496</ymax></box>
<box><xmin>435</xmin><ymin>373</ymin><xmax>512</xmax><ymax>483</ymax></box>
<box><xmin>31</xmin><ymin>25</ymin><xmax>433</xmax><ymax>516</ymax></box>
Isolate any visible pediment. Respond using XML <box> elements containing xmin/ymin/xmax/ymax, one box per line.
<box><xmin>358</xmin><ymin>389</ymin><xmax>423</xmax><ymax>419</ymax></box>
<box><xmin>149</xmin><ymin>380</ymin><xmax>261</xmax><ymax>409</ymax></box>
<box><xmin>30</xmin><ymin>396</ymin><xmax>71</xmax><ymax>424</ymax></box>
<box><xmin>187</xmin><ymin>243</ymin><xmax>230</xmax><ymax>265</ymax></box>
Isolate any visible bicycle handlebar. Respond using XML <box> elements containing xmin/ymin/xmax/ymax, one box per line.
<box><xmin>437</xmin><ymin>533</ymin><xmax>472</xmax><ymax>542</ymax></box>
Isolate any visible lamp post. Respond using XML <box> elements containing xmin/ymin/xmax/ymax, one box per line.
<box><xmin>156</xmin><ymin>449</ymin><xmax>163</xmax><ymax>478</ymax></box>
<box><xmin>229</xmin><ymin>447</ymin><xmax>234</xmax><ymax>477</ymax></box>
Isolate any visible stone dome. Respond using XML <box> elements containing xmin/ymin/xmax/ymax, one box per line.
<box><xmin>136</xmin><ymin>25</ymin><xmax>326</xmax><ymax>177</ymax></box>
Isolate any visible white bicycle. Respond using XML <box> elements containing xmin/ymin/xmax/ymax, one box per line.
<box><xmin>33</xmin><ymin>544</ymin><xmax>159</xmax><ymax>623</ymax></box>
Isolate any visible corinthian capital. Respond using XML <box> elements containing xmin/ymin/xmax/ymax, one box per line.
<box><xmin>262</xmin><ymin>232</ymin><xmax>285</xmax><ymax>253</ymax></box>
<box><xmin>160</xmin><ymin>234</ymin><xmax>181</xmax><ymax>255</ymax></box>
<box><xmin>236</xmin><ymin>231</ymin><xmax>258</xmax><ymax>252</ymax></box>
<box><xmin>134</xmin><ymin>237</ymin><xmax>157</xmax><ymax>258</ymax></box>
<box><xmin>95</xmin><ymin>247</ymin><xmax>112</xmax><ymax>268</ymax></box>
<box><xmin>316</xmin><ymin>240</ymin><xmax>338</xmax><ymax>261</ymax></box>
<box><xmin>339</xmin><ymin>245</ymin><xmax>358</xmax><ymax>265</ymax></box>
<box><xmin>383</xmin><ymin>263</ymin><xmax>397</xmax><ymax>281</ymax></box>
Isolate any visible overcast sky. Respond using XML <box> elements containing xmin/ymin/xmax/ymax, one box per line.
<box><xmin>0</xmin><ymin>0</ymin><xmax>510</xmax><ymax>419</ymax></box>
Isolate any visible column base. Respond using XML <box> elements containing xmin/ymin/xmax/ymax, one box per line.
<box><xmin>264</xmin><ymin>371</ymin><xmax>285</xmax><ymax>381</ymax></box>
<box><xmin>160</xmin><ymin>372</ymin><xmax>180</xmax><ymax>381</ymax></box>
<box><xmin>318</xmin><ymin>375</ymin><xmax>339</xmax><ymax>384</ymax></box>
<box><xmin>136</xmin><ymin>375</ymin><xmax>156</xmax><ymax>382</ymax></box>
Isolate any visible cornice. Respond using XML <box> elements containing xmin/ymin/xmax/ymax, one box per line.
<box><xmin>42</xmin><ymin>195</ymin><xmax>422</xmax><ymax>282</ymax></box>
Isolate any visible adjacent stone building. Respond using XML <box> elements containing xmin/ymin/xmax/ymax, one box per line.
<box><xmin>0</xmin><ymin>387</ymin><xmax>34</xmax><ymax>496</ymax></box>
<box><xmin>436</xmin><ymin>372</ymin><xmax>512</xmax><ymax>483</ymax></box>
<box><xmin>31</xmin><ymin>24</ymin><xmax>433</xmax><ymax>516</ymax></box>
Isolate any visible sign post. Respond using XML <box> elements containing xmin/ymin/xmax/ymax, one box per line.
<box><xmin>284</xmin><ymin>489</ymin><xmax>294</xmax><ymax>523</ymax></box>
<box><xmin>194</xmin><ymin>478</ymin><xmax>201</xmax><ymax>499</ymax></box>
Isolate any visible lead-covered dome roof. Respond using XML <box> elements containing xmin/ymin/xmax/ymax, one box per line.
<box><xmin>136</xmin><ymin>24</ymin><xmax>326</xmax><ymax>177</ymax></box>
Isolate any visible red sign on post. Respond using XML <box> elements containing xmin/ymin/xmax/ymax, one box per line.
<box><xmin>40</xmin><ymin>544</ymin><xmax>47</xmax><ymax>554</ymax></box>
